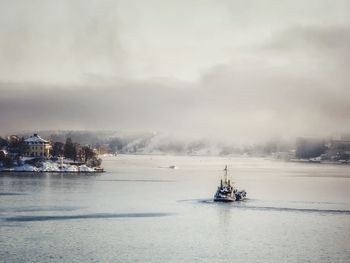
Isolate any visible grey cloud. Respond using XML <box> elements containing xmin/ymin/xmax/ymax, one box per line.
<box><xmin>1</xmin><ymin>45</ymin><xmax>349</xmax><ymax>143</ymax></box>
<box><xmin>1</xmin><ymin>1</ymin><xmax>350</xmax><ymax>143</ymax></box>
<box><xmin>264</xmin><ymin>26</ymin><xmax>350</xmax><ymax>51</ymax></box>
<box><xmin>260</xmin><ymin>25</ymin><xmax>350</xmax><ymax>71</ymax></box>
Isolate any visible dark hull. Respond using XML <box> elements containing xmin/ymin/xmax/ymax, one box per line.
<box><xmin>214</xmin><ymin>196</ymin><xmax>235</xmax><ymax>202</ymax></box>
<box><xmin>214</xmin><ymin>190</ymin><xmax>246</xmax><ymax>202</ymax></box>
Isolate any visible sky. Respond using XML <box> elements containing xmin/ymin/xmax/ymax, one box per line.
<box><xmin>0</xmin><ymin>0</ymin><xmax>349</xmax><ymax>143</ymax></box>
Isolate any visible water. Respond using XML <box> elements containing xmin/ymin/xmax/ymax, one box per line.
<box><xmin>1</xmin><ymin>155</ymin><xmax>350</xmax><ymax>262</ymax></box>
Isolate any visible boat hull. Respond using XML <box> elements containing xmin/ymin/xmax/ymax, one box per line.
<box><xmin>214</xmin><ymin>190</ymin><xmax>246</xmax><ymax>202</ymax></box>
<box><xmin>213</xmin><ymin>197</ymin><xmax>235</xmax><ymax>202</ymax></box>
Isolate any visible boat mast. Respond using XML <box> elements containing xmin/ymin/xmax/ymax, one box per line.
<box><xmin>224</xmin><ymin>165</ymin><xmax>228</xmax><ymax>183</ymax></box>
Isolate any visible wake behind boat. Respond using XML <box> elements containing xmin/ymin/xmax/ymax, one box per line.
<box><xmin>214</xmin><ymin>165</ymin><xmax>246</xmax><ymax>202</ymax></box>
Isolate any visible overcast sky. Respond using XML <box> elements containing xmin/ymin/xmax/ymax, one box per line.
<box><xmin>0</xmin><ymin>0</ymin><xmax>349</xmax><ymax>143</ymax></box>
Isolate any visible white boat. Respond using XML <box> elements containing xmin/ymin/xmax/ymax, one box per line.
<box><xmin>214</xmin><ymin>165</ymin><xmax>246</xmax><ymax>202</ymax></box>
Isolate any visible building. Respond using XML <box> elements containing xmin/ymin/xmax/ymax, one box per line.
<box><xmin>24</xmin><ymin>134</ymin><xmax>52</xmax><ymax>158</ymax></box>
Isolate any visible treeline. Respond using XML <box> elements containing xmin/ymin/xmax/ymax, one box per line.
<box><xmin>0</xmin><ymin>135</ymin><xmax>25</xmax><ymax>167</ymax></box>
<box><xmin>0</xmin><ymin>135</ymin><xmax>101</xmax><ymax>168</ymax></box>
<box><xmin>51</xmin><ymin>138</ymin><xmax>101</xmax><ymax>166</ymax></box>
<box><xmin>295</xmin><ymin>138</ymin><xmax>327</xmax><ymax>159</ymax></box>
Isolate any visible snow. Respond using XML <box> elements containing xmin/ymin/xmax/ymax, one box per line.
<box><xmin>7</xmin><ymin>160</ymin><xmax>97</xmax><ymax>172</ymax></box>
<box><xmin>14</xmin><ymin>164</ymin><xmax>38</xmax><ymax>172</ymax></box>
<box><xmin>79</xmin><ymin>165</ymin><xmax>95</xmax><ymax>172</ymax></box>
<box><xmin>21</xmin><ymin>157</ymin><xmax>36</xmax><ymax>162</ymax></box>
<box><xmin>24</xmin><ymin>134</ymin><xmax>49</xmax><ymax>144</ymax></box>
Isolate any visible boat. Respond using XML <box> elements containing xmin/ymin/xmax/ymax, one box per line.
<box><xmin>214</xmin><ymin>165</ymin><xmax>247</xmax><ymax>202</ymax></box>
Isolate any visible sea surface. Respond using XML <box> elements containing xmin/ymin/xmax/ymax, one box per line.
<box><xmin>1</xmin><ymin>155</ymin><xmax>350</xmax><ymax>262</ymax></box>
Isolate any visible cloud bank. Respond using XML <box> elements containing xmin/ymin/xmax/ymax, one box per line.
<box><xmin>0</xmin><ymin>1</ymin><xmax>349</xmax><ymax>143</ymax></box>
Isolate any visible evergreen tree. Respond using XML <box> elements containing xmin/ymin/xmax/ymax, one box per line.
<box><xmin>82</xmin><ymin>146</ymin><xmax>95</xmax><ymax>163</ymax></box>
<box><xmin>52</xmin><ymin>142</ymin><xmax>65</xmax><ymax>157</ymax></box>
<box><xmin>64</xmin><ymin>138</ymin><xmax>76</xmax><ymax>161</ymax></box>
<box><xmin>0</xmin><ymin>151</ymin><xmax>13</xmax><ymax>168</ymax></box>
<box><xmin>0</xmin><ymin>137</ymin><xmax>8</xmax><ymax>149</ymax></box>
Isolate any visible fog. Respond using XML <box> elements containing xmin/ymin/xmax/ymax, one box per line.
<box><xmin>1</xmin><ymin>0</ymin><xmax>349</xmax><ymax>143</ymax></box>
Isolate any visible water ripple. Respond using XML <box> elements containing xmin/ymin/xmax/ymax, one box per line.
<box><xmin>243</xmin><ymin>206</ymin><xmax>350</xmax><ymax>214</ymax></box>
<box><xmin>4</xmin><ymin>212</ymin><xmax>171</xmax><ymax>222</ymax></box>
<box><xmin>0</xmin><ymin>206</ymin><xmax>83</xmax><ymax>213</ymax></box>
<box><xmin>96</xmin><ymin>179</ymin><xmax>175</xmax><ymax>182</ymax></box>
<box><xmin>0</xmin><ymin>192</ymin><xmax>27</xmax><ymax>196</ymax></box>
<box><xmin>181</xmin><ymin>199</ymin><xmax>350</xmax><ymax>215</ymax></box>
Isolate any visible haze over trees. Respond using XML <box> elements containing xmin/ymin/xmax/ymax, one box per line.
<box><xmin>295</xmin><ymin>138</ymin><xmax>327</xmax><ymax>159</ymax></box>
<box><xmin>3</xmin><ymin>131</ymin><xmax>296</xmax><ymax>156</ymax></box>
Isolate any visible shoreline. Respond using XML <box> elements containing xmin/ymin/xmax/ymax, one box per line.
<box><xmin>288</xmin><ymin>159</ymin><xmax>350</xmax><ymax>165</ymax></box>
<box><xmin>0</xmin><ymin>160</ymin><xmax>105</xmax><ymax>173</ymax></box>
<box><xmin>0</xmin><ymin>170</ymin><xmax>104</xmax><ymax>173</ymax></box>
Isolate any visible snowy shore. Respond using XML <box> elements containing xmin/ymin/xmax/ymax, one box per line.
<box><xmin>0</xmin><ymin>160</ymin><xmax>102</xmax><ymax>173</ymax></box>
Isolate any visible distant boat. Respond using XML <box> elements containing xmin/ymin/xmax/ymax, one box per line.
<box><xmin>214</xmin><ymin>165</ymin><xmax>246</xmax><ymax>202</ymax></box>
<box><xmin>158</xmin><ymin>165</ymin><xmax>177</xmax><ymax>169</ymax></box>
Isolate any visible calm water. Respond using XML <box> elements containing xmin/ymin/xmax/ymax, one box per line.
<box><xmin>1</xmin><ymin>155</ymin><xmax>350</xmax><ymax>262</ymax></box>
